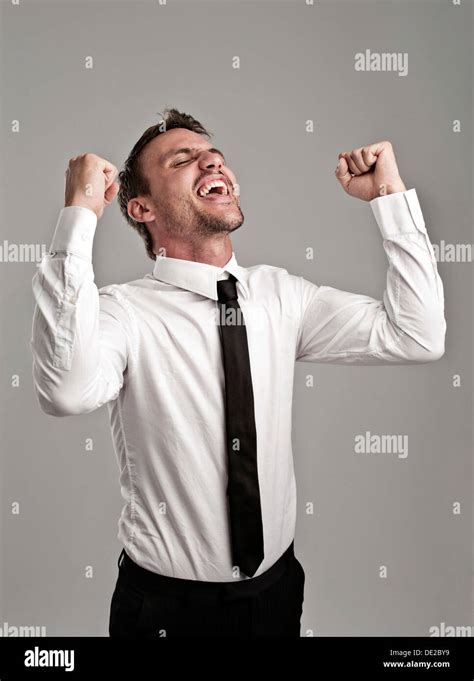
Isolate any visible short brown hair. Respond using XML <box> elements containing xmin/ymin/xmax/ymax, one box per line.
<box><xmin>118</xmin><ymin>108</ymin><xmax>212</xmax><ymax>260</ymax></box>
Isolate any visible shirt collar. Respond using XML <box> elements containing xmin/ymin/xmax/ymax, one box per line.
<box><xmin>151</xmin><ymin>251</ymin><xmax>249</xmax><ymax>301</ymax></box>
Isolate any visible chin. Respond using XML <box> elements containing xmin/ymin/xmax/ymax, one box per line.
<box><xmin>228</xmin><ymin>216</ymin><xmax>244</xmax><ymax>232</ymax></box>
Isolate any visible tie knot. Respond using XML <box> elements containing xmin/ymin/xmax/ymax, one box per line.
<box><xmin>217</xmin><ymin>274</ymin><xmax>238</xmax><ymax>303</ymax></box>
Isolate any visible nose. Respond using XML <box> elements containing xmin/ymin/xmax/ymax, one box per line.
<box><xmin>198</xmin><ymin>150</ymin><xmax>223</xmax><ymax>172</ymax></box>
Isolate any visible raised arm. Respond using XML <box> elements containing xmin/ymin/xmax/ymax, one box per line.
<box><xmin>296</xmin><ymin>141</ymin><xmax>446</xmax><ymax>365</ymax></box>
<box><xmin>30</xmin><ymin>153</ymin><xmax>132</xmax><ymax>416</ymax></box>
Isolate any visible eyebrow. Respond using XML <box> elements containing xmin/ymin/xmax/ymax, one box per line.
<box><xmin>161</xmin><ymin>147</ymin><xmax>226</xmax><ymax>165</ymax></box>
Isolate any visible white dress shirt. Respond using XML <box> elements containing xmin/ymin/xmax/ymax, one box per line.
<box><xmin>30</xmin><ymin>188</ymin><xmax>446</xmax><ymax>581</ymax></box>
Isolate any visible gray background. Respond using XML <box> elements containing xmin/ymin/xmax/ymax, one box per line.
<box><xmin>0</xmin><ymin>0</ymin><xmax>472</xmax><ymax>636</ymax></box>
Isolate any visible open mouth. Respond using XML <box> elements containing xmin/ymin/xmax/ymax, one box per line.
<box><xmin>195</xmin><ymin>178</ymin><xmax>233</xmax><ymax>203</ymax></box>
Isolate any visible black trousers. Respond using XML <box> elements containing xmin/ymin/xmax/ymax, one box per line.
<box><xmin>109</xmin><ymin>541</ymin><xmax>305</xmax><ymax>638</ymax></box>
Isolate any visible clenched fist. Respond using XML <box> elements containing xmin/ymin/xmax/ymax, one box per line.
<box><xmin>64</xmin><ymin>153</ymin><xmax>119</xmax><ymax>219</ymax></box>
<box><xmin>335</xmin><ymin>140</ymin><xmax>406</xmax><ymax>202</ymax></box>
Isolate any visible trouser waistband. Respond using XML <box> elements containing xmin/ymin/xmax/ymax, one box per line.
<box><xmin>118</xmin><ymin>541</ymin><xmax>295</xmax><ymax>601</ymax></box>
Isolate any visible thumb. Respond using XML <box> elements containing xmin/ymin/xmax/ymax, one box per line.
<box><xmin>335</xmin><ymin>155</ymin><xmax>351</xmax><ymax>192</ymax></box>
<box><xmin>105</xmin><ymin>181</ymin><xmax>119</xmax><ymax>204</ymax></box>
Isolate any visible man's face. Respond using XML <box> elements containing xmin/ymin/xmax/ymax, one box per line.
<box><xmin>136</xmin><ymin>128</ymin><xmax>244</xmax><ymax>242</ymax></box>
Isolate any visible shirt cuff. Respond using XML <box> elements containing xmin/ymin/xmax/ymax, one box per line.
<box><xmin>370</xmin><ymin>188</ymin><xmax>427</xmax><ymax>239</ymax></box>
<box><xmin>49</xmin><ymin>206</ymin><xmax>98</xmax><ymax>260</ymax></box>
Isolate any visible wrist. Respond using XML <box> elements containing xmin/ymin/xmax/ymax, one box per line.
<box><xmin>380</xmin><ymin>179</ymin><xmax>407</xmax><ymax>196</ymax></box>
<box><xmin>64</xmin><ymin>200</ymin><xmax>100</xmax><ymax>218</ymax></box>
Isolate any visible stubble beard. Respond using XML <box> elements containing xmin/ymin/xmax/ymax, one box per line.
<box><xmin>162</xmin><ymin>195</ymin><xmax>244</xmax><ymax>239</ymax></box>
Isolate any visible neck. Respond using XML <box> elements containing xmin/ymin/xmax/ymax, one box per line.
<box><xmin>155</xmin><ymin>234</ymin><xmax>233</xmax><ymax>267</ymax></box>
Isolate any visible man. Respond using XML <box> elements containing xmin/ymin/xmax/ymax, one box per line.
<box><xmin>30</xmin><ymin>108</ymin><xmax>446</xmax><ymax>639</ymax></box>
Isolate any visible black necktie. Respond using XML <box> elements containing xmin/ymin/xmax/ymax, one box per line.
<box><xmin>216</xmin><ymin>274</ymin><xmax>264</xmax><ymax>577</ymax></box>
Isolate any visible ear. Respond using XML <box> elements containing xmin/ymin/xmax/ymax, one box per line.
<box><xmin>127</xmin><ymin>197</ymin><xmax>155</xmax><ymax>223</ymax></box>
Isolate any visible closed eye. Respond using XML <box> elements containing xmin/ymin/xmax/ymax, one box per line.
<box><xmin>175</xmin><ymin>160</ymin><xmax>190</xmax><ymax>166</ymax></box>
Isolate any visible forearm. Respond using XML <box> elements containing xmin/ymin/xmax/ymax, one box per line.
<box><xmin>30</xmin><ymin>207</ymin><xmax>128</xmax><ymax>415</ymax></box>
<box><xmin>296</xmin><ymin>189</ymin><xmax>446</xmax><ymax>365</ymax></box>
<box><xmin>370</xmin><ymin>188</ymin><xmax>446</xmax><ymax>359</ymax></box>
